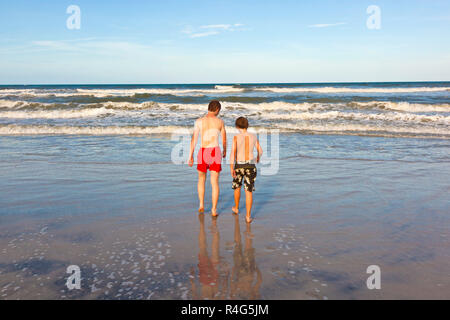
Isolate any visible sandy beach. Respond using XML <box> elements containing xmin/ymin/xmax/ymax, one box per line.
<box><xmin>1</xmin><ymin>133</ymin><xmax>449</xmax><ymax>299</ymax></box>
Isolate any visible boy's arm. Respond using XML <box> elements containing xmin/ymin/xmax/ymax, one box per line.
<box><xmin>221</xmin><ymin>120</ymin><xmax>227</xmax><ymax>158</ymax></box>
<box><xmin>188</xmin><ymin>120</ymin><xmax>200</xmax><ymax>167</ymax></box>
<box><xmin>230</xmin><ymin>136</ymin><xmax>237</xmax><ymax>178</ymax></box>
<box><xmin>256</xmin><ymin>138</ymin><xmax>263</xmax><ymax>163</ymax></box>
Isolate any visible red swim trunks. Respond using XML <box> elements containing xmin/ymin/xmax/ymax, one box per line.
<box><xmin>197</xmin><ymin>147</ymin><xmax>222</xmax><ymax>172</ymax></box>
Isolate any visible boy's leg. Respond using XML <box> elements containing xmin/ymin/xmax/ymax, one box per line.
<box><xmin>210</xmin><ymin>171</ymin><xmax>220</xmax><ymax>216</ymax></box>
<box><xmin>243</xmin><ymin>167</ymin><xmax>256</xmax><ymax>223</ymax></box>
<box><xmin>232</xmin><ymin>188</ymin><xmax>240</xmax><ymax>214</ymax></box>
<box><xmin>245</xmin><ymin>189</ymin><xmax>253</xmax><ymax>223</ymax></box>
<box><xmin>198</xmin><ymin>171</ymin><xmax>206</xmax><ymax>212</ymax></box>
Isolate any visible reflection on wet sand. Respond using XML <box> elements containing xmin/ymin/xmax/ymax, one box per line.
<box><xmin>190</xmin><ymin>214</ymin><xmax>261</xmax><ymax>300</ymax></box>
<box><xmin>230</xmin><ymin>214</ymin><xmax>262</xmax><ymax>300</ymax></box>
<box><xmin>190</xmin><ymin>214</ymin><xmax>229</xmax><ymax>299</ymax></box>
<box><xmin>1</xmin><ymin>208</ymin><xmax>449</xmax><ymax>299</ymax></box>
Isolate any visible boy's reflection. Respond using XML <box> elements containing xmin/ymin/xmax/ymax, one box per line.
<box><xmin>230</xmin><ymin>214</ymin><xmax>262</xmax><ymax>299</ymax></box>
<box><xmin>190</xmin><ymin>214</ymin><xmax>262</xmax><ymax>300</ymax></box>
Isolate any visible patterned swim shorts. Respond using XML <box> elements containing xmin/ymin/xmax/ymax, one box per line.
<box><xmin>232</xmin><ymin>164</ymin><xmax>257</xmax><ymax>192</ymax></box>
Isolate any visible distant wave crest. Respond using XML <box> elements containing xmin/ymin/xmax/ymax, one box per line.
<box><xmin>253</xmin><ymin>86</ymin><xmax>450</xmax><ymax>93</ymax></box>
<box><xmin>0</xmin><ymin>86</ymin><xmax>246</xmax><ymax>98</ymax></box>
<box><xmin>0</xmin><ymin>124</ymin><xmax>448</xmax><ymax>139</ymax></box>
<box><xmin>1</xmin><ymin>85</ymin><xmax>448</xmax><ymax>98</ymax></box>
<box><xmin>1</xmin><ymin>99</ymin><xmax>448</xmax><ymax>113</ymax></box>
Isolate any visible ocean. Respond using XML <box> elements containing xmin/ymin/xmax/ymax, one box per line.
<box><xmin>0</xmin><ymin>82</ymin><xmax>449</xmax><ymax>138</ymax></box>
<box><xmin>0</xmin><ymin>82</ymin><xmax>449</xmax><ymax>299</ymax></box>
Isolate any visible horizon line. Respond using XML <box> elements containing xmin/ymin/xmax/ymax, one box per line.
<box><xmin>0</xmin><ymin>80</ymin><xmax>449</xmax><ymax>86</ymax></box>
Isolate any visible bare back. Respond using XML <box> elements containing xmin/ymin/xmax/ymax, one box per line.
<box><xmin>235</xmin><ymin>132</ymin><xmax>257</xmax><ymax>163</ymax></box>
<box><xmin>195</xmin><ymin>116</ymin><xmax>224</xmax><ymax>148</ymax></box>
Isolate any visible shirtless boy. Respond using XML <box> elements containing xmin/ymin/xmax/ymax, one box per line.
<box><xmin>189</xmin><ymin>100</ymin><xmax>227</xmax><ymax>216</ymax></box>
<box><xmin>230</xmin><ymin>117</ymin><xmax>263</xmax><ymax>223</ymax></box>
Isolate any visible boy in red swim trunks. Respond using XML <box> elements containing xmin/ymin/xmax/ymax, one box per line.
<box><xmin>189</xmin><ymin>100</ymin><xmax>227</xmax><ymax>216</ymax></box>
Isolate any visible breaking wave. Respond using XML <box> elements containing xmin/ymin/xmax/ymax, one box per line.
<box><xmin>0</xmin><ymin>123</ymin><xmax>448</xmax><ymax>139</ymax></box>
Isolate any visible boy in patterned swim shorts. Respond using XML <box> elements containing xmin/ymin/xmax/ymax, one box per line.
<box><xmin>230</xmin><ymin>117</ymin><xmax>263</xmax><ymax>223</ymax></box>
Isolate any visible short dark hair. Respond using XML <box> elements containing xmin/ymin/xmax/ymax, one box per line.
<box><xmin>235</xmin><ymin>117</ymin><xmax>249</xmax><ymax>129</ymax></box>
<box><xmin>208</xmin><ymin>100</ymin><xmax>221</xmax><ymax>112</ymax></box>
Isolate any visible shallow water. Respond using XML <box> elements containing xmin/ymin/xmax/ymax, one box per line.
<box><xmin>0</xmin><ymin>133</ymin><xmax>449</xmax><ymax>299</ymax></box>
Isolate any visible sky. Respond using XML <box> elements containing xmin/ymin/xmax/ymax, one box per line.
<box><xmin>0</xmin><ymin>0</ymin><xmax>449</xmax><ymax>84</ymax></box>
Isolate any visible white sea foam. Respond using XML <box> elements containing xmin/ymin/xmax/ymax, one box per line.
<box><xmin>75</xmin><ymin>88</ymin><xmax>211</xmax><ymax>97</ymax></box>
<box><xmin>261</xmin><ymin>111</ymin><xmax>450</xmax><ymax>124</ymax></box>
<box><xmin>16</xmin><ymin>109</ymin><xmax>449</xmax><ymax>125</ymax></box>
<box><xmin>102</xmin><ymin>101</ymin><xmax>160</xmax><ymax>109</ymax></box>
<box><xmin>0</xmin><ymin>90</ymin><xmax>79</xmax><ymax>98</ymax></box>
<box><xmin>1</xmin><ymin>85</ymin><xmax>448</xmax><ymax>99</ymax></box>
<box><xmin>213</xmin><ymin>85</ymin><xmax>244</xmax><ymax>92</ymax></box>
<box><xmin>0</xmin><ymin>107</ymin><xmax>116</xmax><ymax>119</ymax></box>
<box><xmin>0</xmin><ymin>124</ymin><xmax>448</xmax><ymax>138</ymax></box>
<box><xmin>278</xmin><ymin>123</ymin><xmax>450</xmax><ymax>137</ymax></box>
<box><xmin>133</xmin><ymin>100</ymin><xmax>448</xmax><ymax>113</ymax></box>
<box><xmin>0</xmin><ymin>100</ymin><xmax>161</xmax><ymax>110</ymax></box>
<box><xmin>0</xmin><ymin>124</ymin><xmax>189</xmax><ymax>135</ymax></box>
<box><xmin>350</xmin><ymin>101</ymin><xmax>450</xmax><ymax>113</ymax></box>
<box><xmin>253</xmin><ymin>86</ymin><xmax>450</xmax><ymax>93</ymax></box>
<box><xmin>0</xmin><ymin>99</ymin><xmax>445</xmax><ymax>116</ymax></box>
<box><xmin>98</xmin><ymin>100</ymin><xmax>450</xmax><ymax>113</ymax></box>
<box><xmin>1</xmin><ymin>100</ymin><xmax>449</xmax><ymax>124</ymax></box>
<box><xmin>0</xmin><ymin>99</ymin><xmax>39</xmax><ymax>108</ymax></box>
<box><xmin>0</xmin><ymin>86</ymin><xmax>245</xmax><ymax>98</ymax></box>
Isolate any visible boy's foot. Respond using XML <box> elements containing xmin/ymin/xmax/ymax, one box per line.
<box><xmin>232</xmin><ymin>207</ymin><xmax>239</xmax><ymax>215</ymax></box>
<box><xmin>198</xmin><ymin>207</ymin><xmax>205</xmax><ymax>213</ymax></box>
<box><xmin>211</xmin><ymin>208</ymin><xmax>219</xmax><ymax>217</ymax></box>
<box><xmin>246</xmin><ymin>216</ymin><xmax>253</xmax><ymax>224</ymax></box>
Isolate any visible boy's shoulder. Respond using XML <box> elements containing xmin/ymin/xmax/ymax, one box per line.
<box><xmin>233</xmin><ymin>132</ymin><xmax>257</xmax><ymax>139</ymax></box>
<box><xmin>245</xmin><ymin>132</ymin><xmax>257</xmax><ymax>139</ymax></box>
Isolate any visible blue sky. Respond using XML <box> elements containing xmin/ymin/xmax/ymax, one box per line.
<box><xmin>0</xmin><ymin>0</ymin><xmax>449</xmax><ymax>84</ymax></box>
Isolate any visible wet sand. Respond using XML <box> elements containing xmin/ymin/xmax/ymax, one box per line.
<box><xmin>0</xmin><ymin>134</ymin><xmax>449</xmax><ymax>299</ymax></box>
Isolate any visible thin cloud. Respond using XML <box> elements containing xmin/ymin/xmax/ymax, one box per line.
<box><xmin>189</xmin><ymin>31</ymin><xmax>220</xmax><ymax>38</ymax></box>
<box><xmin>308</xmin><ymin>22</ymin><xmax>347</xmax><ymax>28</ymax></box>
<box><xmin>29</xmin><ymin>38</ymin><xmax>152</xmax><ymax>55</ymax></box>
<box><xmin>31</xmin><ymin>40</ymin><xmax>81</xmax><ymax>51</ymax></box>
<box><xmin>200</xmin><ymin>24</ymin><xmax>232</xmax><ymax>30</ymax></box>
<box><xmin>182</xmin><ymin>23</ymin><xmax>245</xmax><ymax>38</ymax></box>
<box><xmin>181</xmin><ymin>25</ymin><xmax>195</xmax><ymax>34</ymax></box>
